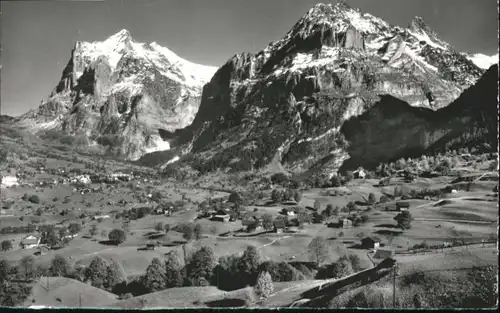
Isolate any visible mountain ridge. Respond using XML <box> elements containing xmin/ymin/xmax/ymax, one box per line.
<box><xmin>15</xmin><ymin>29</ymin><xmax>218</xmax><ymax>160</ymax></box>
<box><xmin>148</xmin><ymin>2</ymin><xmax>495</xmax><ymax>176</ymax></box>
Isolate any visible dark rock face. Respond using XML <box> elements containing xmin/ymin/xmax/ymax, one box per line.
<box><xmin>154</xmin><ymin>3</ymin><xmax>492</xmax><ymax>175</ymax></box>
<box><xmin>16</xmin><ymin>30</ymin><xmax>216</xmax><ymax>160</ymax></box>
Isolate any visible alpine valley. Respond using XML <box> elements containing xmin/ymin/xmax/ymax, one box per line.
<box><xmin>1</xmin><ymin>1</ymin><xmax>498</xmax><ymax>310</ymax></box>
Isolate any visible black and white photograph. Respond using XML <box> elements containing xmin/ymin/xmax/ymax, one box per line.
<box><xmin>0</xmin><ymin>0</ymin><xmax>498</xmax><ymax>309</ymax></box>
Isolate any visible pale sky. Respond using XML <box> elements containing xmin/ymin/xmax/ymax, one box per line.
<box><xmin>1</xmin><ymin>0</ymin><xmax>498</xmax><ymax>116</ymax></box>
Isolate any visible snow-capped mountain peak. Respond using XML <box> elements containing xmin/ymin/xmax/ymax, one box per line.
<box><xmin>465</xmin><ymin>53</ymin><xmax>499</xmax><ymax>70</ymax></box>
<box><xmin>17</xmin><ymin>29</ymin><xmax>219</xmax><ymax>161</ymax></box>
<box><xmin>73</xmin><ymin>29</ymin><xmax>217</xmax><ymax>87</ymax></box>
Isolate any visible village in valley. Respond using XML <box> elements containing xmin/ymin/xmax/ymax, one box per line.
<box><xmin>0</xmin><ymin>130</ymin><xmax>498</xmax><ymax>308</ymax></box>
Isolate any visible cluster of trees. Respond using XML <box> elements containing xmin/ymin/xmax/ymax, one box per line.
<box><xmin>316</xmin><ymin>254</ymin><xmax>363</xmax><ymax>279</ymax></box>
<box><xmin>0</xmin><ymin>258</ymin><xmax>34</xmax><ymax>306</ymax></box>
<box><xmin>373</xmin><ymin>150</ymin><xmax>496</xmax><ymax>179</ymax></box>
<box><xmin>138</xmin><ymin>245</ymin><xmax>313</xmax><ymax>298</ymax></box>
<box><xmin>37</xmin><ymin>223</ymin><xmax>82</xmax><ymax>248</ymax></box>
<box><xmin>305</xmin><ymin>174</ymin><xmax>351</xmax><ymax>189</ymax></box>
<box><xmin>308</xmin><ymin>236</ymin><xmax>365</xmax><ymax>279</ymax></box>
<box><xmin>0</xmin><ymin>224</ymin><xmax>38</xmax><ymax>235</ymax></box>
<box><xmin>21</xmin><ymin>193</ymin><xmax>40</xmax><ymax>204</ymax></box>
<box><xmin>173</xmin><ymin>223</ymin><xmax>204</xmax><ymax>241</ymax></box>
<box><xmin>271</xmin><ymin>188</ymin><xmax>302</xmax><ymax>203</ymax></box>
<box><xmin>116</xmin><ymin>206</ymin><xmax>153</xmax><ymax>220</ymax></box>
<box><xmin>79</xmin><ymin>257</ymin><xmax>127</xmax><ymax>292</ymax></box>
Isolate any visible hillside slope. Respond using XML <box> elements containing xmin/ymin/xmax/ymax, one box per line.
<box><xmin>23</xmin><ymin>276</ymin><xmax>118</xmax><ymax>308</ymax></box>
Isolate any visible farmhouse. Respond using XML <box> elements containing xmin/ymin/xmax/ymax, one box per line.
<box><xmin>153</xmin><ymin>206</ymin><xmax>171</xmax><ymax>216</ymax></box>
<box><xmin>93</xmin><ymin>215</ymin><xmax>110</xmax><ymax>221</ymax></box>
<box><xmin>396</xmin><ymin>202</ymin><xmax>410</xmax><ymax>211</ymax></box>
<box><xmin>20</xmin><ymin>235</ymin><xmax>41</xmax><ymax>249</ymax></box>
<box><xmin>242</xmin><ymin>214</ymin><xmax>263</xmax><ymax>232</ymax></box>
<box><xmin>72</xmin><ymin>175</ymin><xmax>91</xmax><ymax>185</ymax></box>
<box><xmin>34</xmin><ymin>245</ymin><xmax>50</xmax><ymax>256</ymax></box>
<box><xmin>212</xmin><ymin>213</ymin><xmax>231</xmax><ymax>222</ymax></box>
<box><xmin>361</xmin><ymin>237</ymin><xmax>381</xmax><ymax>249</ymax></box>
<box><xmin>353</xmin><ymin>169</ymin><xmax>366</xmax><ymax>179</ymax></box>
<box><xmin>145</xmin><ymin>243</ymin><xmax>156</xmax><ymax>251</ymax></box>
<box><xmin>111</xmin><ymin>172</ymin><xmax>132</xmax><ymax>182</ymax></box>
<box><xmin>342</xmin><ymin>218</ymin><xmax>353</xmax><ymax>228</ymax></box>
<box><xmin>1</xmin><ymin>175</ymin><xmax>19</xmax><ymax>188</ymax></box>
<box><xmin>373</xmin><ymin>248</ymin><xmax>395</xmax><ymax>259</ymax></box>
<box><xmin>283</xmin><ymin>207</ymin><xmax>299</xmax><ymax>217</ymax></box>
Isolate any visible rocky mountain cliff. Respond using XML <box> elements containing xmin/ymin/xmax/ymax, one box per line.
<box><xmin>152</xmin><ymin>2</ymin><xmax>494</xmax><ymax>175</ymax></box>
<box><xmin>16</xmin><ymin>29</ymin><xmax>217</xmax><ymax>160</ymax></box>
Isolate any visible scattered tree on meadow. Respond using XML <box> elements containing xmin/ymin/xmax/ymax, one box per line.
<box><xmin>293</xmin><ymin>190</ymin><xmax>302</xmax><ymax>202</ymax></box>
<box><xmin>186</xmin><ymin>246</ymin><xmax>216</xmax><ymax>284</ymax></box>
<box><xmin>238</xmin><ymin>245</ymin><xmax>261</xmax><ymax>286</ymax></box>
<box><xmin>27</xmin><ymin>195</ymin><xmax>40</xmax><ymax>204</ymax></box>
<box><xmin>194</xmin><ymin>224</ymin><xmax>203</xmax><ymax>241</ymax></box>
<box><xmin>270</xmin><ymin>173</ymin><xmax>288</xmax><ymax>185</ymax></box>
<box><xmin>0</xmin><ymin>260</ymin><xmax>10</xmax><ymax>283</ymax></box>
<box><xmin>379</xmin><ymin>195</ymin><xmax>389</xmax><ymax>203</ymax></box>
<box><xmin>368</xmin><ymin>193</ymin><xmax>376</xmax><ymax>204</ymax></box>
<box><xmin>258</xmin><ymin>261</ymin><xmax>302</xmax><ymax>282</ymax></box>
<box><xmin>333</xmin><ymin>206</ymin><xmax>340</xmax><ymax>216</ymax></box>
<box><xmin>212</xmin><ymin>254</ymin><xmax>241</xmax><ymax>290</ymax></box>
<box><xmin>348</xmin><ymin>254</ymin><xmax>363</xmax><ymax>272</ymax></box>
<box><xmin>330</xmin><ymin>175</ymin><xmax>343</xmax><ymax>187</ymax></box>
<box><xmin>108</xmin><ymin>229</ymin><xmax>126</xmax><ymax>245</ymax></box>
<box><xmin>89</xmin><ymin>224</ymin><xmax>98</xmax><ymax>237</ymax></box>
<box><xmin>68</xmin><ymin>223</ymin><xmax>81</xmax><ymax>236</ymax></box>
<box><xmin>271</xmin><ymin>190</ymin><xmax>281</xmax><ymax>203</ymax></box>
<box><xmin>49</xmin><ymin>255</ymin><xmax>70</xmax><ymax>277</ymax></box>
<box><xmin>18</xmin><ymin>256</ymin><xmax>35</xmax><ymax>281</ymax></box>
<box><xmin>142</xmin><ymin>258</ymin><xmax>167</xmax><ymax>292</ymax></box>
<box><xmin>314</xmin><ymin>199</ymin><xmax>322</xmax><ymax>212</ymax></box>
<box><xmin>43</xmin><ymin>228</ymin><xmax>59</xmax><ymax>247</ymax></box>
<box><xmin>100</xmin><ymin>230</ymin><xmax>107</xmax><ymax>238</ymax></box>
<box><xmin>182</xmin><ymin>223</ymin><xmax>194</xmax><ymax>241</ymax></box>
<box><xmin>254</xmin><ymin>271</ymin><xmax>273</xmax><ymax>299</ymax></box>
<box><xmin>394</xmin><ymin>211</ymin><xmax>413</xmax><ymax>229</ymax></box>
<box><xmin>164</xmin><ymin>224</ymin><xmax>170</xmax><ymax>234</ymax></box>
<box><xmin>164</xmin><ymin>253</ymin><xmax>184</xmax><ymax>288</ymax></box>
<box><xmin>155</xmin><ymin>222</ymin><xmax>164</xmax><ymax>233</ymax></box>
<box><xmin>1</xmin><ymin>241</ymin><xmax>12</xmax><ymax>252</ymax></box>
<box><xmin>105</xmin><ymin>259</ymin><xmax>126</xmax><ymax>292</ymax></box>
<box><xmin>228</xmin><ymin>192</ymin><xmax>243</xmax><ymax>205</ymax></box>
<box><xmin>325</xmin><ymin>204</ymin><xmax>334</xmax><ymax>217</ymax></box>
<box><xmin>86</xmin><ymin>256</ymin><xmax>108</xmax><ymax>288</ymax></box>
<box><xmin>58</xmin><ymin>227</ymin><xmax>68</xmax><ymax>240</ymax></box>
<box><xmin>308</xmin><ymin>236</ymin><xmax>329</xmax><ymax>267</ymax></box>
<box><xmin>262</xmin><ymin>214</ymin><xmax>274</xmax><ymax>231</ymax></box>
<box><xmin>346</xmin><ymin>201</ymin><xmax>358</xmax><ymax>215</ymax></box>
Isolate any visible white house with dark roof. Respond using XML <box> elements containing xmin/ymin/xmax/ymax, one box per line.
<box><xmin>20</xmin><ymin>235</ymin><xmax>41</xmax><ymax>249</ymax></box>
